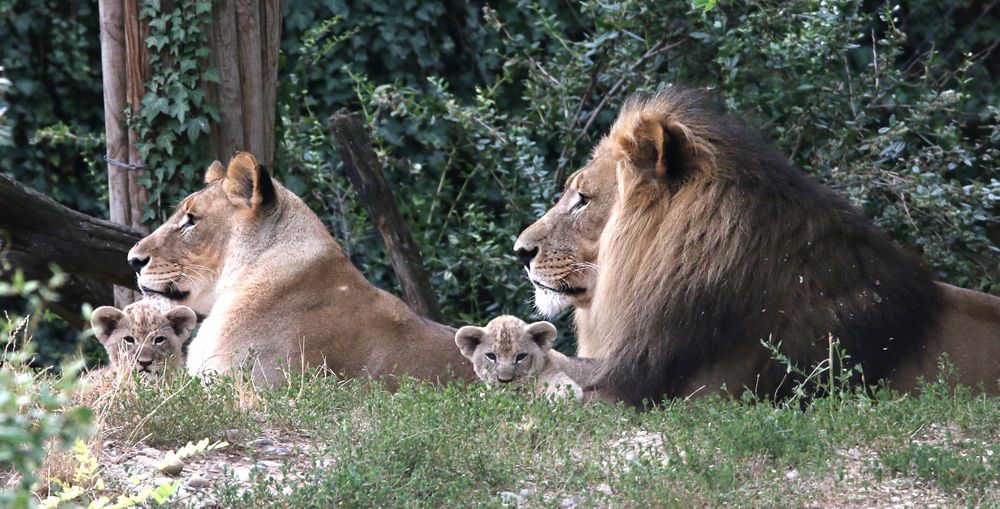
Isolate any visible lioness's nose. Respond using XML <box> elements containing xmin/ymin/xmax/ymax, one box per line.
<box><xmin>128</xmin><ymin>256</ymin><xmax>149</xmax><ymax>273</ymax></box>
<box><xmin>514</xmin><ymin>244</ymin><xmax>538</xmax><ymax>268</ymax></box>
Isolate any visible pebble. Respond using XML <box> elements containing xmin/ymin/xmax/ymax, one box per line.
<box><xmin>596</xmin><ymin>483</ymin><xmax>614</xmax><ymax>496</ymax></box>
<box><xmin>498</xmin><ymin>491</ymin><xmax>525</xmax><ymax>505</ymax></box>
<box><xmin>265</xmin><ymin>446</ymin><xmax>292</xmax><ymax>456</ymax></box>
<box><xmin>225</xmin><ymin>429</ymin><xmax>243</xmax><ymax>443</ymax></box>
<box><xmin>188</xmin><ymin>475</ymin><xmax>211</xmax><ymax>489</ymax></box>
<box><xmin>234</xmin><ymin>467</ymin><xmax>252</xmax><ymax>482</ymax></box>
<box><xmin>257</xmin><ymin>460</ymin><xmax>282</xmax><ymax>469</ymax></box>
<box><xmin>153</xmin><ymin>476</ymin><xmax>175</xmax><ymax>486</ymax></box>
<box><xmin>561</xmin><ymin>495</ymin><xmax>581</xmax><ymax>507</ymax></box>
<box><xmin>249</xmin><ymin>438</ymin><xmax>275</xmax><ymax>448</ymax></box>
<box><xmin>139</xmin><ymin>447</ymin><xmax>162</xmax><ymax>458</ymax></box>
<box><xmin>785</xmin><ymin>469</ymin><xmax>799</xmax><ymax>482</ymax></box>
<box><xmin>518</xmin><ymin>487</ymin><xmax>535</xmax><ymax>498</ymax></box>
<box><xmin>160</xmin><ymin>456</ymin><xmax>185</xmax><ymax>476</ymax></box>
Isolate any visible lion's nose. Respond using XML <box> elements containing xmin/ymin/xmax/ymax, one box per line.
<box><xmin>128</xmin><ymin>256</ymin><xmax>149</xmax><ymax>273</ymax></box>
<box><xmin>137</xmin><ymin>359</ymin><xmax>153</xmax><ymax>370</ymax></box>
<box><xmin>514</xmin><ymin>246</ymin><xmax>538</xmax><ymax>268</ymax></box>
<box><xmin>497</xmin><ymin>376</ymin><xmax>514</xmax><ymax>384</ymax></box>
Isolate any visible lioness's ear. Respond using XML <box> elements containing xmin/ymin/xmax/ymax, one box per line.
<box><xmin>455</xmin><ymin>326</ymin><xmax>486</xmax><ymax>359</ymax></box>
<box><xmin>223</xmin><ymin>152</ymin><xmax>276</xmax><ymax>211</ymax></box>
<box><xmin>91</xmin><ymin>306</ymin><xmax>124</xmax><ymax>344</ymax></box>
<box><xmin>525</xmin><ymin>321</ymin><xmax>557</xmax><ymax>351</ymax></box>
<box><xmin>615</xmin><ymin>115</ymin><xmax>696</xmax><ymax>187</ymax></box>
<box><xmin>165</xmin><ymin>306</ymin><xmax>197</xmax><ymax>339</ymax></box>
<box><xmin>205</xmin><ymin>160</ymin><xmax>225</xmax><ymax>183</ymax></box>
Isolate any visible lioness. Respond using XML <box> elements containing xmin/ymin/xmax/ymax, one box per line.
<box><xmin>455</xmin><ymin>315</ymin><xmax>597</xmax><ymax>401</ymax></box>
<box><xmin>515</xmin><ymin>87</ymin><xmax>1000</xmax><ymax>405</ymax></box>
<box><xmin>126</xmin><ymin>153</ymin><xmax>473</xmax><ymax>384</ymax></box>
<box><xmin>90</xmin><ymin>299</ymin><xmax>196</xmax><ymax>377</ymax></box>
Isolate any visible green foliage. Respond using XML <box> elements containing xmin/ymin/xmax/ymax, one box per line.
<box><xmin>0</xmin><ymin>340</ymin><xmax>92</xmax><ymax>509</ymax></box>
<box><xmin>133</xmin><ymin>0</ymin><xmax>218</xmax><ymax>223</ymax></box>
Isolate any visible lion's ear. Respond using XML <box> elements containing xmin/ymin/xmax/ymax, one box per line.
<box><xmin>525</xmin><ymin>321</ymin><xmax>557</xmax><ymax>351</ymax></box>
<box><xmin>455</xmin><ymin>326</ymin><xmax>486</xmax><ymax>359</ymax></box>
<box><xmin>165</xmin><ymin>306</ymin><xmax>198</xmax><ymax>339</ymax></box>
<box><xmin>91</xmin><ymin>306</ymin><xmax>124</xmax><ymax>344</ymax></box>
<box><xmin>204</xmin><ymin>160</ymin><xmax>225</xmax><ymax>183</ymax></box>
<box><xmin>617</xmin><ymin>116</ymin><xmax>696</xmax><ymax>187</ymax></box>
<box><xmin>223</xmin><ymin>152</ymin><xmax>276</xmax><ymax>211</ymax></box>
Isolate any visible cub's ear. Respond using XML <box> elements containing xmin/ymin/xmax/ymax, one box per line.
<box><xmin>525</xmin><ymin>321</ymin><xmax>557</xmax><ymax>351</ymax></box>
<box><xmin>204</xmin><ymin>160</ymin><xmax>226</xmax><ymax>183</ymax></box>
<box><xmin>614</xmin><ymin>114</ymin><xmax>697</xmax><ymax>188</ymax></box>
<box><xmin>223</xmin><ymin>152</ymin><xmax>276</xmax><ymax>211</ymax></box>
<box><xmin>91</xmin><ymin>306</ymin><xmax>124</xmax><ymax>344</ymax></box>
<box><xmin>165</xmin><ymin>306</ymin><xmax>198</xmax><ymax>339</ymax></box>
<box><xmin>455</xmin><ymin>326</ymin><xmax>487</xmax><ymax>359</ymax></box>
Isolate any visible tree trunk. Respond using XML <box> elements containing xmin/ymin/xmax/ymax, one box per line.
<box><xmin>0</xmin><ymin>174</ymin><xmax>143</xmax><ymax>326</ymax></box>
<box><xmin>328</xmin><ymin>110</ymin><xmax>441</xmax><ymax>320</ymax></box>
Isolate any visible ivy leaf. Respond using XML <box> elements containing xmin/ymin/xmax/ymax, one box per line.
<box><xmin>146</xmin><ymin>35</ymin><xmax>169</xmax><ymax>52</ymax></box>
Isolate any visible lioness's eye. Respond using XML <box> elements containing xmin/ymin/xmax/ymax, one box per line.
<box><xmin>180</xmin><ymin>213</ymin><xmax>197</xmax><ymax>231</ymax></box>
<box><xmin>124</xmin><ymin>336</ymin><xmax>136</xmax><ymax>344</ymax></box>
<box><xmin>154</xmin><ymin>336</ymin><xmax>166</xmax><ymax>345</ymax></box>
<box><xmin>515</xmin><ymin>352</ymin><xmax>528</xmax><ymax>363</ymax></box>
<box><xmin>485</xmin><ymin>352</ymin><xmax>497</xmax><ymax>362</ymax></box>
<box><xmin>574</xmin><ymin>193</ymin><xmax>591</xmax><ymax>210</ymax></box>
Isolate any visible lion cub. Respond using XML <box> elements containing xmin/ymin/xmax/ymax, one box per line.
<box><xmin>89</xmin><ymin>299</ymin><xmax>197</xmax><ymax>378</ymax></box>
<box><xmin>456</xmin><ymin>315</ymin><xmax>587</xmax><ymax>401</ymax></box>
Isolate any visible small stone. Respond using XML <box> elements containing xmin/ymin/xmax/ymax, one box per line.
<box><xmin>234</xmin><ymin>467</ymin><xmax>252</xmax><ymax>482</ymax></box>
<box><xmin>160</xmin><ymin>455</ymin><xmax>185</xmax><ymax>476</ymax></box>
<box><xmin>596</xmin><ymin>483</ymin><xmax>614</xmax><ymax>495</ymax></box>
<box><xmin>561</xmin><ymin>495</ymin><xmax>581</xmax><ymax>507</ymax></box>
<box><xmin>890</xmin><ymin>497</ymin><xmax>901</xmax><ymax>503</ymax></box>
<box><xmin>225</xmin><ymin>429</ymin><xmax>242</xmax><ymax>443</ymax></box>
<box><xmin>136</xmin><ymin>456</ymin><xmax>161</xmax><ymax>470</ymax></box>
<box><xmin>265</xmin><ymin>446</ymin><xmax>292</xmax><ymax>456</ymax></box>
<box><xmin>518</xmin><ymin>487</ymin><xmax>535</xmax><ymax>498</ymax></box>
<box><xmin>257</xmin><ymin>460</ymin><xmax>282</xmax><ymax>469</ymax></box>
<box><xmin>249</xmin><ymin>438</ymin><xmax>275</xmax><ymax>448</ymax></box>
<box><xmin>784</xmin><ymin>469</ymin><xmax>799</xmax><ymax>482</ymax></box>
<box><xmin>188</xmin><ymin>475</ymin><xmax>211</xmax><ymax>489</ymax></box>
<box><xmin>139</xmin><ymin>447</ymin><xmax>162</xmax><ymax>458</ymax></box>
<box><xmin>499</xmin><ymin>491</ymin><xmax>525</xmax><ymax>505</ymax></box>
<box><xmin>153</xmin><ymin>476</ymin><xmax>175</xmax><ymax>486</ymax></box>
<box><xmin>624</xmin><ymin>452</ymin><xmax>639</xmax><ymax>465</ymax></box>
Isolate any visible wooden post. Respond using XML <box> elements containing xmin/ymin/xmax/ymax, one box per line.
<box><xmin>123</xmin><ymin>0</ymin><xmax>150</xmax><ymax>232</ymax></box>
<box><xmin>328</xmin><ymin>110</ymin><xmax>441</xmax><ymax>320</ymax></box>
<box><xmin>208</xmin><ymin>0</ymin><xmax>281</xmax><ymax>167</ymax></box>
<box><xmin>98</xmin><ymin>0</ymin><xmax>138</xmax><ymax>308</ymax></box>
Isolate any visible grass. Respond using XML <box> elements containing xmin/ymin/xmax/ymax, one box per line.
<box><xmin>13</xmin><ymin>368</ymin><xmax>1000</xmax><ymax>508</ymax></box>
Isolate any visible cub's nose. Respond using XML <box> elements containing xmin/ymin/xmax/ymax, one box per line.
<box><xmin>128</xmin><ymin>256</ymin><xmax>149</xmax><ymax>273</ymax></box>
<box><xmin>514</xmin><ymin>245</ymin><xmax>538</xmax><ymax>268</ymax></box>
<box><xmin>497</xmin><ymin>376</ymin><xmax>514</xmax><ymax>384</ymax></box>
<box><xmin>137</xmin><ymin>359</ymin><xmax>153</xmax><ymax>371</ymax></box>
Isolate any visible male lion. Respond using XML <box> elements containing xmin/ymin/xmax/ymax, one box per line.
<box><xmin>515</xmin><ymin>87</ymin><xmax>1000</xmax><ymax>406</ymax></box>
<box><xmin>126</xmin><ymin>152</ymin><xmax>473</xmax><ymax>384</ymax></box>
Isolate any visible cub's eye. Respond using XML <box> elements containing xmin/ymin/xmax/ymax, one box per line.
<box><xmin>153</xmin><ymin>336</ymin><xmax>166</xmax><ymax>345</ymax></box>
<box><xmin>123</xmin><ymin>336</ymin><xmax>136</xmax><ymax>344</ymax></box>
<box><xmin>574</xmin><ymin>193</ymin><xmax>591</xmax><ymax>211</ymax></box>
<box><xmin>485</xmin><ymin>352</ymin><xmax>497</xmax><ymax>362</ymax></box>
<box><xmin>515</xmin><ymin>352</ymin><xmax>528</xmax><ymax>363</ymax></box>
<box><xmin>180</xmin><ymin>213</ymin><xmax>198</xmax><ymax>231</ymax></box>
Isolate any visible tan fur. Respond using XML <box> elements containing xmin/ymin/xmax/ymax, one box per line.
<box><xmin>455</xmin><ymin>315</ymin><xmax>591</xmax><ymax>401</ymax></box>
<box><xmin>126</xmin><ymin>152</ymin><xmax>474</xmax><ymax>385</ymax></box>
<box><xmin>516</xmin><ymin>88</ymin><xmax>1000</xmax><ymax>405</ymax></box>
<box><xmin>89</xmin><ymin>299</ymin><xmax>195</xmax><ymax>377</ymax></box>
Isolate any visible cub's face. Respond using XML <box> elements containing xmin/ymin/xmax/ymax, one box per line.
<box><xmin>91</xmin><ymin>301</ymin><xmax>197</xmax><ymax>377</ymax></box>
<box><xmin>126</xmin><ymin>153</ymin><xmax>276</xmax><ymax>314</ymax></box>
<box><xmin>455</xmin><ymin>315</ymin><xmax>557</xmax><ymax>386</ymax></box>
<box><xmin>513</xmin><ymin>144</ymin><xmax>617</xmax><ymax>317</ymax></box>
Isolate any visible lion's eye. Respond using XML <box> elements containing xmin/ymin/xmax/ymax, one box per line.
<box><xmin>180</xmin><ymin>213</ymin><xmax>197</xmax><ymax>231</ymax></box>
<box><xmin>485</xmin><ymin>352</ymin><xmax>497</xmax><ymax>362</ymax></box>
<box><xmin>154</xmin><ymin>336</ymin><xmax>166</xmax><ymax>345</ymax></box>
<box><xmin>515</xmin><ymin>352</ymin><xmax>528</xmax><ymax>363</ymax></box>
<box><xmin>123</xmin><ymin>336</ymin><xmax>136</xmax><ymax>344</ymax></box>
<box><xmin>574</xmin><ymin>193</ymin><xmax>591</xmax><ymax>211</ymax></box>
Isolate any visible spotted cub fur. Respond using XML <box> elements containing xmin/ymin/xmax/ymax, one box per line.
<box><xmin>456</xmin><ymin>315</ymin><xmax>587</xmax><ymax>401</ymax></box>
<box><xmin>90</xmin><ymin>299</ymin><xmax>197</xmax><ymax>377</ymax></box>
